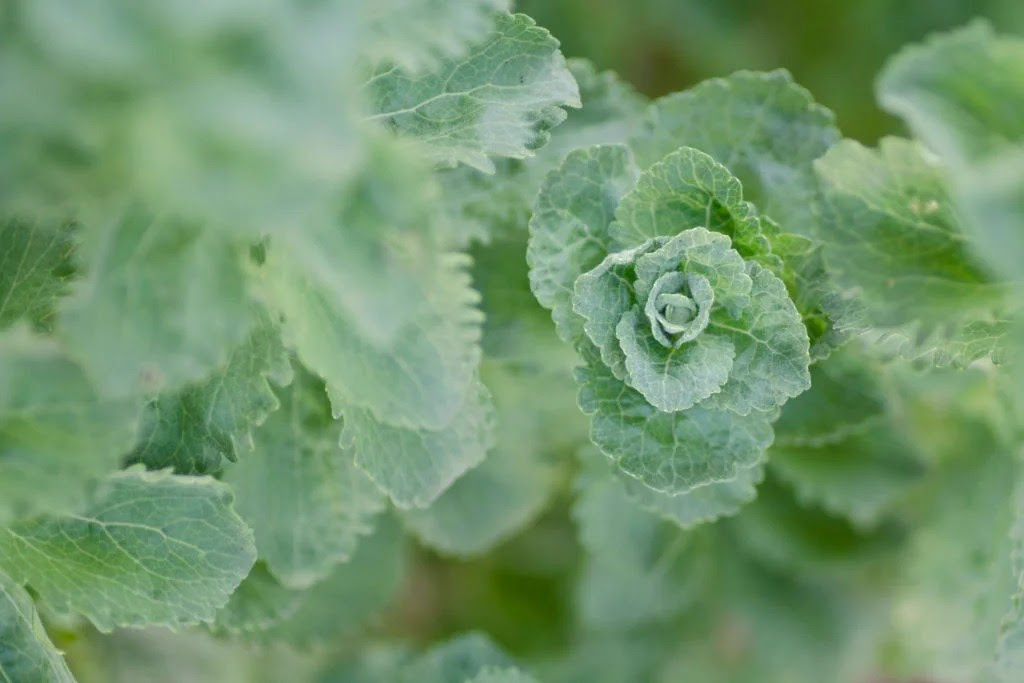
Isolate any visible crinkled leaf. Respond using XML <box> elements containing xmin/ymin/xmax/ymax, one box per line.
<box><xmin>610</xmin><ymin>147</ymin><xmax>773</xmax><ymax>263</ymax></box>
<box><xmin>632</xmin><ymin>69</ymin><xmax>839</xmax><ymax>238</ymax></box>
<box><xmin>342</xmin><ymin>380</ymin><xmax>495</xmax><ymax>509</ymax></box>
<box><xmin>0</xmin><ymin>467</ymin><xmax>256</xmax><ymax>632</ymax></box>
<box><xmin>224</xmin><ymin>364</ymin><xmax>385</xmax><ymax>589</ymax></box>
<box><xmin>260</xmin><ymin>248</ymin><xmax>482</xmax><ymax>430</ymax></box>
<box><xmin>576</xmin><ymin>356</ymin><xmax>774</xmax><ymax>495</ymax></box>
<box><xmin>0</xmin><ymin>570</ymin><xmax>76</xmax><ymax>683</ymax></box>
<box><xmin>528</xmin><ymin>144</ymin><xmax>640</xmax><ymax>346</ymax></box>
<box><xmin>58</xmin><ymin>207</ymin><xmax>255</xmax><ymax>397</ymax></box>
<box><xmin>400</xmin><ymin>362</ymin><xmax>557</xmax><ymax>556</ymax></box>
<box><xmin>877</xmin><ymin>21</ymin><xmax>1024</xmax><ymax>280</ymax></box>
<box><xmin>0</xmin><ymin>329</ymin><xmax>139</xmax><ymax>526</ymax></box>
<box><xmin>398</xmin><ymin>633</ymin><xmax>515</xmax><ymax>683</ymax></box>
<box><xmin>815</xmin><ymin>137</ymin><xmax>1009</xmax><ymax>365</ymax></box>
<box><xmin>265</xmin><ymin>515</ymin><xmax>405</xmax><ymax>646</ymax></box>
<box><xmin>574</xmin><ymin>454</ymin><xmax>711</xmax><ymax>628</ymax></box>
<box><xmin>129</xmin><ymin>316</ymin><xmax>291</xmax><ymax>474</ymax></box>
<box><xmin>366</xmin><ymin>13</ymin><xmax>581</xmax><ymax>173</ymax></box>
<box><xmin>702</xmin><ymin>262</ymin><xmax>811</xmax><ymax>415</ymax></box>
<box><xmin>0</xmin><ymin>217</ymin><xmax>76</xmax><ymax>332</ymax></box>
<box><xmin>621</xmin><ymin>463</ymin><xmax>763</xmax><ymax>530</ymax></box>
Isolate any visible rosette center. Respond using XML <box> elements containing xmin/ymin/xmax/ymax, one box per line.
<box><xmin>644</xmin><ymin>271</ymin><xmax>714</xmax><ymax>348</ymax></box>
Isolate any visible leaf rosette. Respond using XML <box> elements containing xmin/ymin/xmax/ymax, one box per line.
<box><xmin>529</xmin><ymin>143</ymin><xmax>813</xmax><ymax>494</ymax></box>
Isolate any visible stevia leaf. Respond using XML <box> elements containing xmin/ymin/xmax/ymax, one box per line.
<box><xmin>265</xmin><ymin>515</ymin><xmax>405</xmax><ymax>646</ymax></box>
<box><xmin>576</xmin><ymin>353</ymin><xmax>774</xmax><ymax>496</ymax></box>
<box><xmin>632</xmin><ymin>69</ymin><xmax>839</xmax><ymax>238</ymax></box>
<box><xmin>0</xmin><ymin>217</ymin><xmax>76</xmax><ymax>333</ymax></box>
<box><xmin>815</xmin><ymin>137</ymin><xmax>1010</xmax><ymax>366</ymax></box>
<box><xmin>400</xmin><ymin>360</ymin><xmax>559</xmax><ymax>556</ymax></box>
<box><xmin>363</xmin><ymin>0</ymin><xmax>511</xmax><ymax>73</ymax></box>
<box><xmin>365</xmin><ymin>13</ymin><xmax>581</xmax><ymax>173</ymax></box>
<box><xmin>528</xmin><ymin>144</ymin><xmax>640</xmax><ymax>347</ymax></box>
<box><xmin>701</xmin><ymin>262</ymin><xmax>811</xmax><ymax>416</ymax></box>
<box><xmin>58</xmin><ymin>207</ymin><xmax>255</xmax><ymax>397</ymax></box>
<box><xmin>0</xmin><ymin>570</ymin><xmax>76</xmax><ymax>683</ymax></box>
<box><xmin>0</xmin><ymin>467</ymin><xmax>256</xmax><ymax>632</ymax></box>
<box><xmin>260</xmin><ymin>247</ymin><xmax>483</xmax><ymax>431</ymax></box>
<box><xmin>342</xmin><ymin>379</ymin><xmax>495</xmax><ymax>510</ymax></box>
<box><xmin>224</xmin><ymin>363</ymin><xmax>385</xmax><ymax>589</ymax></box>
<box><xmin>129</xmin><ymin>315</ymin><xmax>292</xmax><ymax>474</ymax></box>
<box><xmin>209</xmin><ymin>563</ymin><xmax>302</xmax><ymax>636</ymax></box>
<box><xmin>621</xmin><ymin>463</ymin><xmax>764</xmax><ymax>530</ymax></box>
<box><xmin>573</xmin><ymin>454</ymin><xmax>712</xmax><ymax>629</ymax></box>
<box><xmin>877</xmin><ymin>20</ymin><xmax>1024</xmax><ymax>280</ymax></box>
<box><xmin>0</xmin><ymin>328</ymin><xmax>139</xmax><ymax>527</ymax></box>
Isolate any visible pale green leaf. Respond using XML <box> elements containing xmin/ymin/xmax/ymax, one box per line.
<box><xmin>210</xmin><ymin>563</ymin><xmax>302</xmax><ymax>636</ymax></box>
<box><xmin>58</xmin><ymin>207</ymin><xmax>255</xmax><ymax>397</ymax></box>
<box><xmin>398</xmin><ymin>633</ymin><xmax>514</xmax><ymax>683</ymax></box>
<box><xmin>400</xmin><ymin>361</ymin><xmax>559</xmax><ymax>556</ymax></box>
<box><xmin>225</xmin><ymin>364</ymin><xmax>385</xmax><ymax>589</ymax></box>
<box><xmin>528</xmin><ymin>144</ymin><xmax>640</xmax><ymax>346</ymax></box>
<box><xmin>129</xmin><ymin>316</ymin><xmax>292</xmax><ymax>474</ymax></box>
<box><xmin>576</xmin><ymin>355</ymin><xmax>774</xmax><ymax>495</ymax></box>
<box><xmin>815</xmin><ymin>137</ymin><xmax>1010</xmax><ymax>365</ymax></box>
<box><xmin>877</xmin><ymin>20</ymin><xmax>1024</xmax><ymax>280</ymax></box>
<box><xmin>0</xmin><ymin>328</ymin><xmax>139</xmax><ymax>526</ymax></box>
<box><xmin>621</xmin><ymin>463</ymin><xmax>763</xmax><ymax>530</ymax></box>
<box><xmin>363</xmin><ymin>0</ymin><xmax>510</xmax><ymax>73</ymax></box>
<box><xmin>574</xmin><ymin>454</ymin><xmax>711</xmax><ymax>628</ymax></box>
<box><xmin>632</xmin><ymin>69</ymin><xmax>839</xmax><ymax>238</ymax></box>
<box><xmin>0</xmin><ymin>468</ymin><xmax>256</xmax><ymax>632</ymax></box>
<box><xmin>365</xmin><ymin>13</ymin><xmax>581</xmax><ymax>173</ymax></box>
<box><xmin>342</xmin><ymin>379</ymin><xmax>494</xmax><ymax>509</ymax></box>
<box><xmin>260</xmin><ymin>248</ymin><xmax>482</xmax><ymax>431</ymax></box>
<box><xmin>265</xmin><ymin>515</ymin><xmax>405</xmax><ymax>646</ymax></box>
<box><xmin>0</xmin><ymin>217</ymin><xmax>76</xmax><ymax>333</ymax></box>
<box><xmin>469</xmin><ymin>667</ymin><xmax>539</xmax><ymax>683</ymax></box>
<box><xmin>0</xmin><ymin>570</ymin><xmax>75</xmax><ymax>683</ymax></box>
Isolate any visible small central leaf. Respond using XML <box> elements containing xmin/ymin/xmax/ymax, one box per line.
<box><xmin>644</xmin><ymin>271</ymin><xmax>714</xmax><ymax>348</ymax></box>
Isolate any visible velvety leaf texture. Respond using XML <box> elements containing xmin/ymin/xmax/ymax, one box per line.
<box><xmin>0</xmin><ymin>570</ymin><xmax>76</xmax><ymax>683</ymax></box>
<box><xmin>366</xmin><ymin>12</ymin><xmax>581</xmax><ymax>173</ymax></box>
<box><xmin>0</xmin><ymin>468</ymin><xmax>256</xmax><ymax>632</ymax></box>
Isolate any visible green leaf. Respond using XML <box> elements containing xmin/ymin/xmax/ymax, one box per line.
<box><xmin>129</xmin><ymin>316</ymin><xmax>292</xmax><ymax>474</ymax></box>
<box><xmin>815</xmin><ymin>137</ymin><xmax>1009</xmax><ymax>366</ymax></box>
<box><xmin>364</xmin><ymin>0</ymin><xmax>511</xmax><ymax>73</ymax></box>
<box><xmin>0</xmin><ymin>570</ymin><xmax>75</xmax><ymax>683</ymax></box>
<box><xmin>342</xmin><ymin>379</ymin><xmax>495</xmax><ymax>509</ymax></box>
<box><xmin>877</xmin><ymin>21</ymin><xmax>1024</xmax><ymax>280</ymax></box>
<box><xmin>209</xmin><ymin>563</ymin><xmax>302</xmax><ymax>636</ymax></box>
<box><xmin>469</xmin><ymin>667</ymin><xmax>540</xmax><ymax>683</ymax></box>
<box><xmin>224</xmin><ymin>363</ymin><xmax>385</xmax><ymax>589</ymax></box>
<box><xmin>573</xmin><ymin>454</ymin><xmax>711</xmax><ymax>628</ymax></box>
<box><xmin>610</xmin><ymin>147</ymin><xmax>774</xmax><ymax>264</ymax></box>
<box><xmin>632</xmin><ymin>69</ymin><xmax>839</xmax><ymax>238</ymax></box>
<box><xmin>400</xmin><ymin>361</ymin><xmax>559</xmax><ymax>556</ymax></box>
<box><xmin>0</xmin><ymin>217</ymin><xmax>76</xmax><ymax>333</ymax></box>
<box><xmin>366</xmin><ymin>12</ymin><xmax>581</xmax><ymax>173</ymax></box>
<box><xmin>0</xmin><ymin>468</ymin><xmax>256</xmax><ymax>632</ymax></box>
<box><xmin>0</xmin><ymin>328</ymin><xmax>139</xmax><ymax>526</ymax></box>
<box><xmin>265</xmin><ymin>515</ymin><xmax>405</xmax><ymax>646</ymax></box>
<box><xmin>528</xmin><ymin>144</ymin><xmax>640</xmax><ymax>346</ymax></box>
<box><xmin>769</xmin><ymin>348</ymin><xmax>925</xmax><ymax>527</ymax></box>
<box><xmin>398</xmin><ymin>633</ymin><xmax>515</xmax><ymax>683</ymax></box>
<box><xmin>621</xmin><ymin>463</ymin><xmax>763</xmax><ymax>530</ymax></box>
<box><xmin>577</xmin><ymin>356</ymin><xmax>774</xmax><ymax>495</ymax></box>
<box><xmin>58</xmin><ymin>207</ymin><xmax>255</xmax><ymax>397</ymax></box>
<box><xmin>260</xmin><ymin>248</ymin><xmax>482</xmax><ymax>431</ymax></box>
